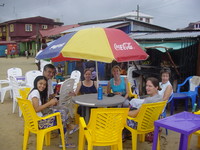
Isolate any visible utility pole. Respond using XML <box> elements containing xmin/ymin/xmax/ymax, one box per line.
<box><xmin>136</xmin><ymin>5</ymin><xmax>139</xmax><ymax>20</ymax></box>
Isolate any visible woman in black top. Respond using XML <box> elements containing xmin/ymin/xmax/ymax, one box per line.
<box><xmin>69</xmin><ymin>68</ymin><xmax>97</xmax><ymax>116</ymax></box>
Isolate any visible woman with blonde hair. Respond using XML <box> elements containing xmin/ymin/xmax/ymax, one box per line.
<box><xmin>107</xmin><ymin>65</ymin><xmax>129</xmax><ymax>107</ymax></box>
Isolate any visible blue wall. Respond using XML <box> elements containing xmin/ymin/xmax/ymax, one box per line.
<box><xmin>0</xmin><ymin>45</ymin><xmax>7</xmax><ymax>56</ymax></box>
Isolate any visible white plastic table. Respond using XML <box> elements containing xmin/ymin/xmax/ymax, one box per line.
<box><xmin>72</xmin><ymin>93</ymin><xmax>125</xmax><ymax>122</ymax></box>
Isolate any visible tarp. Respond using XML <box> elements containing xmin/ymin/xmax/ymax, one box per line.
<box><xmin>140</xmin><ymin>41</ymin><xmax>196</xmax><ymax>53</ymax></box>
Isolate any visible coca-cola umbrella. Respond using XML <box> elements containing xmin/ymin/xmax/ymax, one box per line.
<box><xmin>37</xmin><ymin>27</ymin><xmax>148</xmax><ymax>80</ymax></box>
<box><xmin>46</xmin><ymin>41</ymin><xmax>80</xmax><ymax>62</ymax></box>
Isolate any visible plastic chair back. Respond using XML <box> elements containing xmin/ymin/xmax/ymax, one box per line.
<box><xmin>189</xmin><ymin>76</ymin><xmax>200</xmax><ymax>91</ymax></box>
<box><xmin>18</xmin><ymin>98</ymin><xmax>39</xmax><ymax>132</ymax></box>
<box><xmin>136</xmin><ymin>101</ymin><xmax>167</xmax><ymax>132</ymax></box>
<box><xmin>79</xmin><ymin>108</ymin><xmax>129</xmax><ymax>149</ymax></box>
<box><xmin>25</xmin><ymin>70</ymin><xmax>42</xmax><ymax>88</ymax></box>
<box><xmin>7</xmin><ymin>67</ymin><xmax>22</xmax><ymax>78</ymax></box>
<box><xmin>19</xmin><ymin>87</ymin><xmax>31</xmax><ymax>99</ymax></box>
<box><xmin>125</xmin><ymin>101</ymin><xmax>167</xmax><ymax>150</ymax></box>
<box><xmin>177</xmin><ymin>76</ymin><xmax>200</xmax><ymax>108</ymax></box>
<box><xmin>9</xmin><ymin>76</ymin><xmax>21</xmax><ymax>114</ymax></box>
<box><xmin>89</xmin><ymin>108</ymin><xmax>128</xmax><ymax>141</ymax></box>
<box><xmin>70</xmin><ymin>70</ymin><xmax>81</xmax><ymax>90</ymax></box>
<box><xmin>59</xmin><ymin>78</ymin><xmax>75</xmax><ymax>118</ymax></box>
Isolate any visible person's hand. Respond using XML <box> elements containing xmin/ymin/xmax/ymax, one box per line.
<box><xmin>114</xmin><ymin>92</ymin><xmax>122</xmax><ymax>95</ymax></box>
<box><xmin>68</xmin><ymin>91</ymin><xmax>76</xmax><ymax>96</ymax></box>
<box><xmin>49</xmin><ymin>98</ymin><xmax>58</xmax><ymax>106</ymax></box>
<box><xmin>49</xmin><ymin>94</ymin><xmax>56</xmax><ymax>100</ymax></box>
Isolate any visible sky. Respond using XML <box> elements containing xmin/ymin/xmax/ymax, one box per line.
<box><xmin>0</xmin><ymin>0</ymin><xmax>199</xmax><ymax>30</ymax></box>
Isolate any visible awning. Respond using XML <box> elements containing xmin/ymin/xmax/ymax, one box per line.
<box><xmin>140</xmin><ymin>41</ymin><xmax>196</xmax><ymax>53</ymax></box>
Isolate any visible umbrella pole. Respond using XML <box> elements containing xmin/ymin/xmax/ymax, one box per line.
<box><xmin>95</xmin><ymin>61</ymin><xmax>99</xmax><ymax>88</ymax></box>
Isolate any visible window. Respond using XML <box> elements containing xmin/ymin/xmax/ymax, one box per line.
<box><xmin>146</xmin><ymin>18</ymin><xmax>150</xmax><ymax>23</ymax></box>
<box><xmin>195</xmin><ymin>24</ymin><xmax>200</xmax><ymax>29</ymax></box>
<box><xmin>25</xmin><ymin>24</ymin><xmax>32</xmax><ymax>31</ymax></box>
<box><xmin>42</xmin><ymin>25</ymin><xmax>48</xmax><ymax>29</ymax></box>
<box><xmin>10</xmin><ymin>24</ymin><xmax>14</xmax><ymax>32</ymax></box>
<box><xmin>3</xmin><ymin>27</ymin><xmax>6</xmax><ymax>32</ymax></box>
<box><xmin>140</xmin><ymin>17</ymin><xmax>143</xmax><ymax>21</ymax></box>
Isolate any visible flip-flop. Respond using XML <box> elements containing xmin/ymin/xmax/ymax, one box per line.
<box><xmin>59</xmin><ymin>143</ymin><xmax>76</xmax><ymax>148</ymax></box>
<box><xmin>69</xmin><ymin>125</ymin><xmax>79</xmax><ymax>135</ymax></box>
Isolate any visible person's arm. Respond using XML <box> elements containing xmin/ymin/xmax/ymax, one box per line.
<box><xmin>124</xmin><ymin>77</ymin><xmax>129</xmax><ymax>99</ymax></box>
<box><xmin>94</xmin><ymin>81</ymin><xmax>98</xmax><ymax>90</ymax></box>
<box><xmin>128</xmin><ymin>109</ymin><xmax>140</xmax><ymax>118</ymax></box>
<box><xmin>32</xmin><ymin>97</ymin><xmax>58</xmax><ymax>113</ymax></box>
<box><xmin>163</xmin><ymin>85</ymin><xmax>173</xmax><ymax>101</ymax></box>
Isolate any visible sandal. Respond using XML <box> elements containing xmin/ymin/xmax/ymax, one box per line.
<box><xmin>59</xmin><ymin>143</ymin><xmax>76</xmax><ymax>148</ymax></box>
<box><xmin>69</xmin><ymin>125</ymin><xmax>79</xmax><ymax>135</ymax></box>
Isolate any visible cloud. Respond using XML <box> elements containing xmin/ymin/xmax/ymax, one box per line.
<box><xmin>0</xmin><ymin>0</ymin><xmax>199</xmax><ymax>30</ymax></box>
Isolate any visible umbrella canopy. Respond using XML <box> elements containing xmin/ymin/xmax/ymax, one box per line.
<box><xmin>46</xmin><ymin>41</ymin><xmax>80</xmax><ymax>62</ymax></box>
<box><xmin>37</xmin><ymin>27</ymin><xmax>148</xmax><ymax>63</ymax></box>
<box><xmin>51</xmin><ymin>53</ymin><xmax>80</xmax><ymax>62</ymax></box>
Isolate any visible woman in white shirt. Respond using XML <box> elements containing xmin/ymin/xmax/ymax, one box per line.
<box><xmin>27</xmin><ymin>76</ymin><xmax>58</xmax><ymax>130</ymax></box>
<box><xmin>158</xmin><ymin>67</ymin><xmax>173</xmax><ymax>101</ymax></box>
<box><xmin>28</xmin><ymin>76</ymin><xmax>58</xmax><ymax>117</ymax></box>
<box><xmin>129</xmin><ymin>67</ymin><xmax>173</xmax><ymax>109</ymax></box>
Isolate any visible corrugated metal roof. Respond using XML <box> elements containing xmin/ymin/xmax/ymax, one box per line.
<box><xmin>40</xmin><ymin>24</ymin><xmax>79</xmax><ymax>37</ymax></box>
<box><xmin>129</xmin><ymin>31</ymin><xmax>200</xmax><ymax>40</ymax></box>
<box><xmin>61</xmin><ymin>21</ymin><xmax>129</xmax><ymax>33</ymax></box>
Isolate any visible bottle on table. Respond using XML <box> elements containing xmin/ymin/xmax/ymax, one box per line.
<box><xmin>98</xmin><ymin>86</ymin><xmax>103</xmax><ymax>100</ymax></box>
<box><xmin>192</xmin><ymin>103</ymin><xmax>197</xmax><ymax>113</ymax></box>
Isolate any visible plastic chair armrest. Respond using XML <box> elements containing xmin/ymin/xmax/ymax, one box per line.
<box><xmin>40</xmin><ymin>112</ymin><xmax>61</xmax><ymax>120</ymax></box>
<box><xmin>177</xmin><ymin>76</ymin><xmax>193</xmax><ymax>92</ymax></box>
<box><xmin>39</xmin><ymin>112</ymin><xmax>61</xmax><ymax>120</ymax></box>
<box><xmin>127</xmin><ymin>116</ymin><xmax>139</xmax><ymax>122</ymax></box>
<box><xmin>79</xmin><ymin>117</ymin><xmax>87</xmax><ymax>129</ymax></box>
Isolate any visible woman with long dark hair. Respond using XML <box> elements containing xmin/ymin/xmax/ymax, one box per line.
<box><xmin>28</xmin><ymin>75</ymin><xmax>58</xmax><ymax>117</ymax></box>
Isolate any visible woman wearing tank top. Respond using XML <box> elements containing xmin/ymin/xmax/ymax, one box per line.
<box><xmin>69</xmin><ymin>69</ymin><xmax>97</xmax><ymax>117</ymax></box>
<box><xmin>107</xmin><ymin>65</ymin><xmax>129</xmax><ymax>107</ymax></box>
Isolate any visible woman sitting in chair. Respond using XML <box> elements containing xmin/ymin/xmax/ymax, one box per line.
<box><xmin>28</xmin><ymin>76</ymin><xmax>58</xmax><ymax>118</ymax></box>
<box><xmin>158</xmin><ymin>67</ymin><xmax>173</xmax><ymax>101</ymax></box>
<box><xmin>128</xmin><ymin>77</ymin><xmax>162</xmax><ymax>127</ymax></box>
<box><xmin>28</xmin><ymin>76</ymin><xmax>76</xmax><ymax>148</ymax></box>
<box><xmin>107</xmin><ymin>65</ymin><xmax>129</xmax><ymax>107</ymax></box>
<box><xmin>129</xmin><ymin>67</ymin><xmax>173</xmax><ymax>109</ymax></box>
<box><xmin>69</xmin><ymin>68</ymin><xmax>97</xmax><ymax>117</ymax></box>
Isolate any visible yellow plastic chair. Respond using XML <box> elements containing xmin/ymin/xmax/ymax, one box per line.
<box><xmin>19</xmin><ymin>87</ymin><xmax>31</xmax><ymax>99</ymax></box>
<box><xmin>18</xmin><ymin>87</ymin><xmax>31</xmax><ymax>117</ymax></box>
<box><xmin>188</xmin><ymin>110</ymin><xmax>200</xmax><ymax>148</ymax></box>
<box><xmin>78</xmin><ymin>108</ymin><xmax>129</xmax><ymax>150</ymax></box>
<box><xmin>17</xmin><ymin>98</ymin><xmax>66</xmax><ymax>150</ymax></box>
<box><xmin>128</xmin><ymin>82</ymin><xmax>138</xmax><ymax>98</ymax></box>
<box><xmin>125</xmin><ymin>101</ymin><xmax>167</xmax><ymax>150</ymax></box>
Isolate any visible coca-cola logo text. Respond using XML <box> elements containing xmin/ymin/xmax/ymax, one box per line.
<box><xmin>114</xmin><ymin>43</ymin><xmax>134</xmax><ymax>50</ymax></box>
